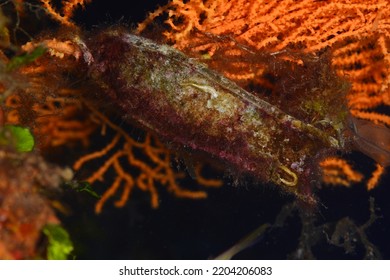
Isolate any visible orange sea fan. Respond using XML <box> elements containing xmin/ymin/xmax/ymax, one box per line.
<box><xmin>72</xmin><ymin>102</ymin><xmax>221</xmax><ymax>214</ymax></box>
<box><xmin>2</xmin><ymin>45</ymin><xmax>98</xmax><ymax>149</ymax></box>
<box><xmin>39</xmin><ymin>0</ymin><xmax>91</xmax><ymax>27</ymax></box>
<box><xmin>138</xmin><ymin>0</ymin><xmax>389</xmax><ymax>122</ymax></box>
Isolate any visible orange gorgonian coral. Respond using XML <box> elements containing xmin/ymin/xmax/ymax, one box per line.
<box><xmin>3</xmin><ymin>48</ymin><xmax>97</xmax><ymax>148</ymax></box>
<box><xmin>138</xmin><ymin>0</ymin><xmax>389</xmax><ymax>189</ymax></box>
<box><xmin>39</xmin><ymin>0</ymin><xmax>91</xmax><ymax>27</ymax></box>
<box><xmin>72</xmin><ymin>102</ymin><xmax>221</xmax><ymax>214</ymax></box>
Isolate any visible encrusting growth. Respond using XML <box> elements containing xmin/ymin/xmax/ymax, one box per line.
<box><xmin>81</xmin><ymin>28</ymin><xmax>351</xmax><ymax>203</ymax></box>
<box><xmin>0</xmin><ymin>147</ymin><xmax>72</xmax><ymax>259</ymax></box>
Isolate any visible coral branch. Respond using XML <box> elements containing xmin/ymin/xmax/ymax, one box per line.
<box><xmin>367</xmin><ymin>164</ymin><xmax>385</xmax><ymax>190</ymax></box>
<box><xmin>320</xmin><ymin>157</ymin><xmax>364</xmax><ymax>187</ymax></box>
<box><xmin>73</xmin><ymin>101</ymin><xmax>217</xmax><ymax>213</ymax></box>
<box><xmin>39</xmin><ymin>0</ymin><xmax>91</xmax><ymax>26</ymax></box>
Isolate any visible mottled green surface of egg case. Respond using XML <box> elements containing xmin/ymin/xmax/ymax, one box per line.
<box><xmin>85</xmin><ymin>28</ymin><xmax>351</xmax><ymax>200</ymax></box>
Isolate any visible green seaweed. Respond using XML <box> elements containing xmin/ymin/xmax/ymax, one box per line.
<box><xmin>64</xmin><ymin>180</ymin><xmax>101</xmax><ymax>199</ymax></box>
<box><xmin>43</xmin><ymin>224</ymin><xmax>74</xmax><ymax>260</ymax></box>
<box><xmin>6</xmin><ymin>46</ymin><xmax>46</xmax><ymax>71</ymax></box>
<box><xmin>0</xmin><ymin>125</ymin><xmax>35</xmax><ymax>152</ymax></box>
